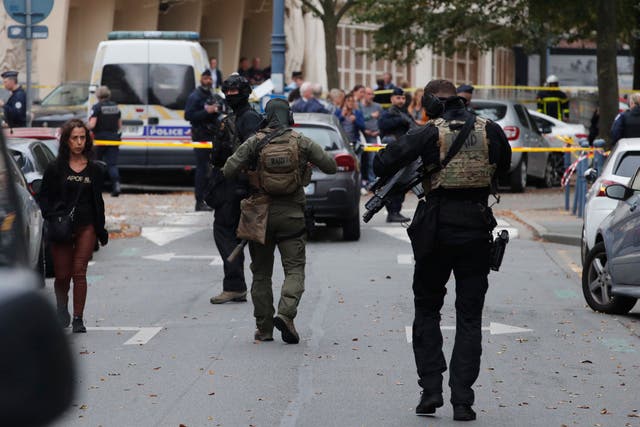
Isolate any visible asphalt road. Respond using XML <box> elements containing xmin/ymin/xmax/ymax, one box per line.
<box><xmin>46</xmin><ymin>191</ymin><xmax>640</xmax><ymax>427</ymax></box>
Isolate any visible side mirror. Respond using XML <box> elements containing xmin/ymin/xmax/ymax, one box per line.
<box><xmin>584</xmin><ymin>168</ymin><xmax>598</xmax><ymax>184</ymax></box>
<box><xmin>605</xmin><ymin>184</ymin><xmax>634</xmax><ymax>201</ymax></box>
<box><xmin>0</xmin><ymin>282</ymin><xmax>75</xmax><ymax>426</ymax></box>
<box><xmin>540</xmin><ymin>125</ymin><xmax>552</xmax><ymax>134</ymax></box>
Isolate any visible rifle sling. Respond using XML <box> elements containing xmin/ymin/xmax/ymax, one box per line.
<box><xmin>441</xmin><ymin>115</ymin><xmax>476</xmax><ymax>168</ymax></box>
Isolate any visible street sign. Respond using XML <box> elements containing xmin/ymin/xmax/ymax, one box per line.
<box><xmin>3</xmin><ymin>0</ymin><xmax>53</xmax><ymax>24</ymax></box>
<box><xmin>7</xmin><ymin>24</ymin><xmax>48</xmax><ymax>39</ymax></box>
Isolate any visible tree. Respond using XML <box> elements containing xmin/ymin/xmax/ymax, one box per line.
<box><xmin>299</xmin><ymin>0</ymin><xmax>358</xmax><ymax>89</ymax></box>
<box><xmin>596</xmin><ymin>0</ymin><xmax>619</xmax><ymax>147</ymax></box>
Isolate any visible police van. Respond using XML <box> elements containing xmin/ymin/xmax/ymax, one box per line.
<box><xmin>88</xmin><ymin>31</ymin><xmax>209</xmax><ymax>172</ymax></box>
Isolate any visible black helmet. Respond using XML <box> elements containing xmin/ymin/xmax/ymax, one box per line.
<box><xmin>221</xmin><ymin>74</ymin><xmax>252</xmax><ymax>97</ymax></box>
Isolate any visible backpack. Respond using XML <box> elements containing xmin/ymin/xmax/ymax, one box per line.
<box><xmin>257</xmin><ymin>129</ymin><xmax>302</xmax><ymax>195</ymax></box>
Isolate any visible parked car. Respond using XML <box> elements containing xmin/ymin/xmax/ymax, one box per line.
<box><xmin>582</xmin><ymin>138</ymin><xmax>640</xmax><ymax>263</ymax></box>
<box><xmin>527</xmin><ymin>109</ymin><xmax>588</xmax><ymax>144</ymax></box>
<box><xmin>0</xmin><ymin>129</ymin><xmax>75</xmax><ymax>426</ymax></box>
<box><xmin>471</xmin><ymin>99</ymin><xmax>557</xmax><ymax>191</ymax></box>
<box><xmin>32</xmin><ymin>81</ymin><xmax>89</xmax><ymax>128</ymax></box>
<box><xmin>582</xmin><ymin>166</ymin><xmax>640</xmax><ymax>314</ymax></box>
<box><xmin>293</xmin><ymin>113</ymin><xmax>361</xmax><ymax>241</ymax></box>
<box><xmin>5</xmin><ymin>145</ymin><xmax>46</xmax><ymax>286</ymax></box>
<box><xmin>7</xmin><ymin>138</ymin><xmax>58</xmax><ymax>278</ymax></box>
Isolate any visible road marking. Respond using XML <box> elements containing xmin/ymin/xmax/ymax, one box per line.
<box><xmin>602</xmin><ymin>338</ymin><xmax>636</xmax><ymax>353</ymax></box>
<box><xmin>141</xmin><ymin>227</ymin><xmax>207</xmax><ymax>246</ymax></box>
<box><xmin>554</xmin><ymin>289</ymin><xmax>579</xmax><ymax>299</ymax></box>
<box><xmin>143</xmin><ymin>252</ymin><xmax>223</xmax><ymax>265</ymax></box>
<box><xmin>86</xmin><ymin>275</ymin><xmax>103</xmax><ymax>284</ymax></box>
<box><xmin>81</xmin><ymin>327</ymin><xmax>163</xmax><ymax>345</ymax></box>
<box><xmin>119</xmin><ymin>247</ymin><xmax>139</xmax><ymax>257</ymax></box>
<box><xmin>397</xmin><ymin>254</ymin><xmax>414</xmax><ymax>264</ymax></box>
<box><xmin>557</xmin><ymin>249</ymin><xmax>582</xmax><ymax>275</ymax></box>
<box><xmin>405</xmin><ymin>322</ymin><xmax>533</xmax><ymax>343</ymax></box>
<box><xmin>159</xmin><ymin>212</ymin><xmax>208</xmax><ymax>226</ymax></box>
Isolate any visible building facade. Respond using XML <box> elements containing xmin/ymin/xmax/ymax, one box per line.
<box><xmin>0</xmin><ymin>0</ymin><xmax>513</xmax><ymax>98</ymax></box>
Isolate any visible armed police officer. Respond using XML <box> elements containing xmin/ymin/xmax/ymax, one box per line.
<box><xmin>222</xmin><ymin>98</ymin><xmax>337</xmax><ymax>343</ymax></box>
<box><xmin>378</xmin><ymin>87</ymin><xmax>416</xmax><ymax>222</ymax></box>
<box><xmin>88</xmin><ymin>86</ymin><xmax>122</xmax><ymax>197</ymax></box>
<box><xmin>185</xmin><ymin>69</ymin><xmax>219</xmax><ymax>212</ymax></box>
<box><xmin>374</xmin><ymin>79</ymin><xmax>511</xmax><ymax>421</ymax></box>
<box><xmin>207</xmin><ymin>74</ymin><xmax>263</xmax><ymax>304</ymax></box>
<box><xmin>1</xmin><ymin>71</ymin><xmax>26</xmax><ymax>128</ymax></box>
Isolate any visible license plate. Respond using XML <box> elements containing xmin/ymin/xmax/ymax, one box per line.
<box><xmin>304</xmin><ymin>183</ymin><xmax>315</xmax><ymax>195</ymax></box>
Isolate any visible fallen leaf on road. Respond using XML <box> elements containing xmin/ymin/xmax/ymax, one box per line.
<box><xmin>628</xmin><ymin>413</ymin><xmax>640</xmax><ymax>418</ymax></box>
<box><xmin>600</xmin><ymin>408</ymin><xmax>609</xmax><ymax>414</ymax></box>
<box><xmin>208</xmin><ymin>370</ymin><xmax>215</xmax><ymax>375</ymax></box>
<box><xmin>208</xmin><ymin>392</ymin><xmax>215</xmax><ymax>396</ymax></box>
<box><xmin>79</xmin><ymin>404</ymin><xmax>88</xmax><ymax>410</ymax></box>
<box><xmin>352</xmin><ymin>338</ymin><xmax>358</xmax><ymax>341</ymax></box>
<box><xmin>153</xmin><ymin>367</ymin><xmax>161</xmax><ymax>370</ymax></box>
<box><xmin>577</xmin><ymin>405</ymin><xmax>590</xmax><ymax>409</ymax></box>
<box><xmin>149</xmin><ymin>394</ymin><xmax>158</xmax><ymax>398</ymax></box>
<box><xmin>581</xmin><ymin>360</ymin><xmax>593</xmax><ymax>364</ymax></box>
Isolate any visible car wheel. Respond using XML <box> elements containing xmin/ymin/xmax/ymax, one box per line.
<box><xmin>509</xmin><ymin>156</ymin><xmax>527</xmax><ymax>193</ymax></box>
<box><xmin>582</xmin><ymin>242</ymin><xmax>637</xmax><ymax>314</ymax></box>
<box><xmin>550</xmin><ymin>153</ymin><xmax>564</xmax><ymax>186</ymax></box>
<box><xmin>342</xmin><ymin>212</ymin><xmax>361</xmax><ymax>241</ymax></box>
<box><xmin>537</xmin><ymin>156</ymin><xmax>555</xmax><ymax>188</ymax></box>
<box><xmin>36</xmin><ymin>241</ymin><xmax>46</xmax><ymax>288</ymax></box>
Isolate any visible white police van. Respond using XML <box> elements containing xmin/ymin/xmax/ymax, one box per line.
<box><xmin>88</xmin><ymin>31</ymin><xmax>209</xmax><ymax>172</ymax></box>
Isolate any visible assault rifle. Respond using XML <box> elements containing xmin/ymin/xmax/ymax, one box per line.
<box><xmin>362</xmin><ymin>159</ymin><xmax>440</xmax><ymax>223</ymax></box>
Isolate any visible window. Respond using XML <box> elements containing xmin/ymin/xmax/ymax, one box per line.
<box><xmin>41</xmin><ymin>84</ymin><xmax>88</xmax><ymax>107</ymax></box>
<box><xmin>32</xmin><ymin>145</ymin><xmax>50</xmax><ymax>171</ymax></box>
<box><xmin>614</xmin><ymin>152</ymin><xmax>640</xmax><ymax>178</ymax></box>
<box><xmin>102</xmin><ymin>64</ymin><xmax>148</xmax><ymax>105</ymax></box>
<box><xmin>513</xmin><ymin>104</ymin><xmax>530</xmax><ymax>129</ymax></box>
<box><xmin>472</xmin><ymin>103</ymin><xmax>507</xmax><ymax>121</ymax></box>
<box><xmin>149</xmin><ymin>64</ymin><xmax>194</xmax><ymax>110</ymax></box>
<box><xmin>294</xmin><ymin>126</ymin><xmax>342</xmax><ymax>151</ymax></box>
<box><xmin>0</xmin><ymin>144</ymin><xmax>20</xmax><ymax>267</ymax></box>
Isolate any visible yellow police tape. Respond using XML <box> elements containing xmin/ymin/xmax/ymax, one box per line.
<box><xmin>95</xmin><ymin>139</ymin><xmax>603</xmax><ymax>154</ymax></box>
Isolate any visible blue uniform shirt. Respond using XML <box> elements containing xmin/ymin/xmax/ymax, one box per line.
<box><xmin>4</xmin><ymin>86</ymin><xmax>26</xmax><ymax>127</ymax></box>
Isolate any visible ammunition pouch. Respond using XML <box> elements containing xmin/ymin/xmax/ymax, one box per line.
<box><xmin>407</xmin><ymin>194</ymin><xmax>440</xmax><ymax>261</ymax></box>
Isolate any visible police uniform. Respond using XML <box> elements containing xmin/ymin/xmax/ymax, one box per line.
<box><xmin>374</xmin><ymin>95</ymin><xmax>511</xmax><ymax>417</ymax></box>
<box><xmin>2</xmin><ymin>71</ymin><xmax>26</xmax><ymax>128</ymax></box>
<box><xmin>208</xmin><ymin>75</ymin><xmax>263</xmax><ymax>303</ymax></box>
<box><xmin>378</xmin><ymin>88</ymin><xmax>416</xmax><ymax>221</ymax></box>
<box><xmin>611</xmin><ymin>105</ymin><xmax>640</xmax><ymax>145</ymax></box>
<box><xmin>185</xmin><ymin>80</ymin><xmax>218</xmax><ymax>211</ymax></box>
<box><xmin>222</xmin><ymin>99</ymin><xmax>337</xmax><ymax>342</ymax></box>
<box><xmin>90</xmin><ymin>100</ymin><xmax>121</xmax><ymax>195</ymax></box>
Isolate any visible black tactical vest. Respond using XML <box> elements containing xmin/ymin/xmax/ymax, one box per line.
<box><xmin>622</xmin><ymin>108</ymin><xmax>640</xmax><ymax>139</ymax></box>
<box><xmin>92</xmin><ymin>101</ymin><xmax>120</xmax><ymax>141</ymax></box>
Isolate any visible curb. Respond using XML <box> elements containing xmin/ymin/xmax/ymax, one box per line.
<box><xmin>512</xmin><ymin>210</ymin><xmax>581</xmax><ymax>247</ymax></box>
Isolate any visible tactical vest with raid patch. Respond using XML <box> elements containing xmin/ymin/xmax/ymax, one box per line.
<box><xmin>257</xmin><ymin>129</ymin><xmax>303</xmax><ymax>195</ymax></box>
<box><xmin>428</xmin><ymin>116</ymin><xmax>495</xmax><ymax>190</ymax></box>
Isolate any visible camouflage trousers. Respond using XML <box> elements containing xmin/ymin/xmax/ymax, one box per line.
<box><xmin>248</xmin><ymin>204</ymin><xmax>306</xmax><ymax>333</ymax></box>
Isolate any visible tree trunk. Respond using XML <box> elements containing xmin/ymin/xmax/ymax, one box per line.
<box><xmin>633</xmin><ymin>9</ymin><xmax>640</xmax><ymax>90</ymax></box>
<box><xmin>597</xmin><ymin>0</ymin><xmax>619</xmax><ymax>149</ymax></box>
<box><xmin>323</xmin><ymin>15</ymin><xmax>340</xmax><ymax>90</ymax></box>
<box><xmin>538</xmin><ymin>43</ymin><xmax>547</xmax><ymax>86</ymax></box>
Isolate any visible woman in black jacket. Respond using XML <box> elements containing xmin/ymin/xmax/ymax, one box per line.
<box><xmin>40</xmin><ymin>119</ymin><xmax>108</xmax><ymax>333</ymax></box>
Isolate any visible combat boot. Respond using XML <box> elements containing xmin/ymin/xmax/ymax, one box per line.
<box><xmin>195</xmin><ymin>200</ymin><xmax>213</xmax><ymax>212</ymax></box>
<box><xmin>210</xmin><ymin>291</ymin><xmax>247</xmax><ymax>304</ymax></box>
<box><xmin>111</xmin><ymin>181</ymin><xmax>121</xmax><ymax>197</ymax></box>
<box><xmin>273</xmin><ymin>315</ymin><xmax>300</xmax><ymax>344</ymax></box>
<box><xmin>254</xmin><ymin>329</ymin><xmax>273</xmax><ymax>342</ymax></box>
<box><xmin>386</xmin><ymin>212</ymin><xmax>410</xmax><ymax>223</ymax></box>
<box><xmin>453</xmin><ymin>405</ymin><xmax>476</xmax><ymax>421</ymax></box>
<box><xmin>415</xmin><ymin>392</ymin><xmax>443</xmax><ymax>415</ymax></box>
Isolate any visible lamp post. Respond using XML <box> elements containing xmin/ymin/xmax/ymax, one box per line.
<box><xmin>271</xmin><ymin>0</ymin><xmax>285</xmax><ymax>94</ymax></box>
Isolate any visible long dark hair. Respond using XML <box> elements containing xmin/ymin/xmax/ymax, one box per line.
<box><xmin>56</xmin><ymin>119</ymin><xmax>93</xmax><ymax>171</ymax></box>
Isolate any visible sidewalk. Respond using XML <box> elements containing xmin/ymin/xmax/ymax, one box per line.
<box><xmin>511</xmin><ymin>208</ymin><xmax>583</xmax><ymax>246</ymax></box>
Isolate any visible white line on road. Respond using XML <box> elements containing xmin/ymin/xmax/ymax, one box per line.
<box><xmin>141</xmin><ymin>227</ymin><xmax>207</xmax><ymax>246</ymax></box>
<box><xmin>405</xmin><ymin>322</ymin><xmax>533</xmax><ymax>343</ymax></box>
<box><xmin>84</xmin><ymin>326</ymin><xmax>163</xmax><ymax>345</ymax></box>
<box><xmin>143</xmin><ymin>253</ymin><xmax>223</xmax><ymax>265</ymax></box>
<box><xmin>397</xmin><ymin>254</ymin><xmax>414</xmax><ymax>265</ymax></box>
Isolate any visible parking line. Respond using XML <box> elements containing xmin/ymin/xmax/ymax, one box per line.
<box><xmin>83</xmin><ymin>326</ymin><xmax>163</xmax><ymax>345</ymax></box>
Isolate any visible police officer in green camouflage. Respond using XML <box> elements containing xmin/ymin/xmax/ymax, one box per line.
<box><xmin>222</xmin><ymin>98</ymin><xmax>337</xmax><ymax>343</ymax></box>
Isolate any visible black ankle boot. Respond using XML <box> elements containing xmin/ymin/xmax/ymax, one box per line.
<box><xmin>453</xmin><ymin>404</ymin><xmax>476</xmax><ymax>421</ymax></box>
<box><xmin>57</xmin><ymin>306</ymin><xmax>70</xmax><ymax>328</ymax></box>
<box><xmin>72</xmin><ymin>317</ymin><xmax>86</xmax><ymax>333</ymax></box>
<box><xmin>416</xmin><ymin>392</ymin><xmax>443</xmax><ymax>415</ymax></box>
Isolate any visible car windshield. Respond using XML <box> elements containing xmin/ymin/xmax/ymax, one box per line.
<box><xmin>294</xmin><ymin>125</ymin><xmax>342</xmax><ymax>151</ymax></box>
<box><xmin>614</xmin><ymin>151</ymin><xmax>640</xmax><ymax>177</ymax></box>
<box><xmin>0</xmin><ymin>141</ymin><xmax>20</xmax><ymax>267</ymax></box>
<box><xmin>41</xmin><ymin>84</ymin><xmax>88</xmax><ymax>106</ymax></box>
<box><xmin>472</xmin><ymin>103</ymin><xmax>507</xmax><ymax>121</ymax></box>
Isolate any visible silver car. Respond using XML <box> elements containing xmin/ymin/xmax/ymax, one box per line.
<box><xmin>293</xmin><ymin>113</ymin><xmax>362</xmax><ymax>241</ymax></box>
<box><xmin>472</xmin><ymin>99</ymin><xmax>557</xmax><ymax>192</ymax></box>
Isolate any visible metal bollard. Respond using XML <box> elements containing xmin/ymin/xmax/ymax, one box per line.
<box><xmin>564</xmin><ymin>149</ymin><xmax>571</xmax><ymax>211</ymax></box>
